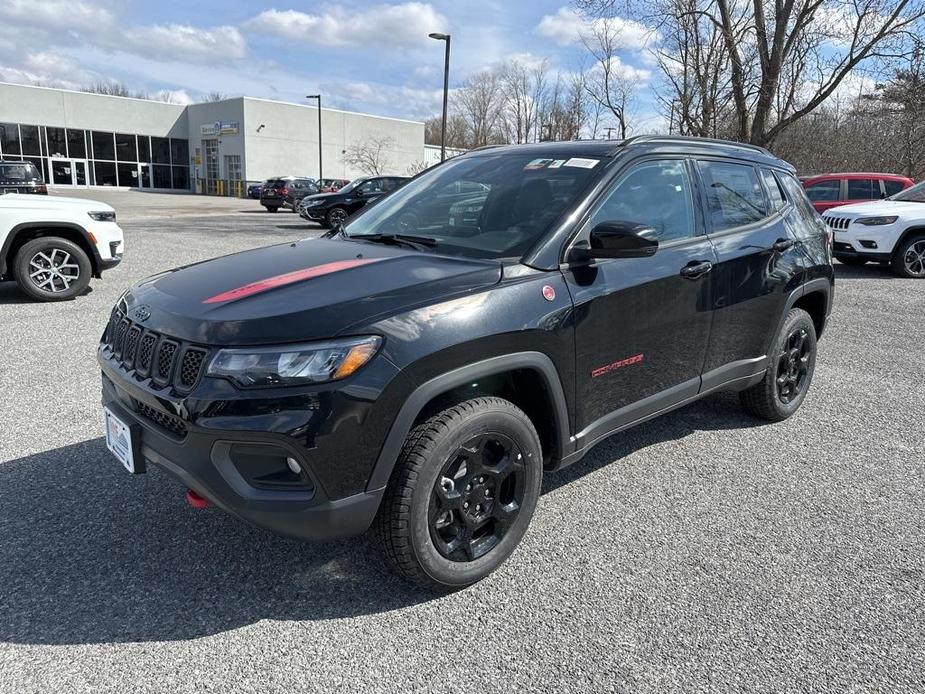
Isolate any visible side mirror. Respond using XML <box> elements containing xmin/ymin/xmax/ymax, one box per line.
<box><xmin>587</xmin><ymin>221</ymin><xmax>659</xmax><ymax>259</ymax></box>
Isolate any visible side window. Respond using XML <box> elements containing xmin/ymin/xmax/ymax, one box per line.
<box><xmin>760</xmin><ymin>168</ymin><xmax>787</xmax><ymax>211</ymax></box>
<box><xmin>847</xmin><ymin>178</ymin><xmax>877</xmax><ymax>200</ymax></box>
<box><xmin>778</xmin><ymin>172</ymin><xmax>821</xmax><ymax>239</ymax></box>
<box><xmin>590</xmin><ymin>159</ymin><xmax>695</xmax><ymax>243</ymax></box>
<box><xmin>804</xmin><ymin>180</ymin><xmax>841</xmax><ymax>202</ymax></box>
<box><xmin>697</xmin><ymin>160</ymin><xmax>767</xmax><ymax>231</ymax></box>
<box><xmin>884</xmin><ymin>179</ymin><xmax>906</xmax><ymax>197</ymax></box>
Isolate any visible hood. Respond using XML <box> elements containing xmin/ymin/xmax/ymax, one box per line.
<box><xmin>0</xmin><ymin>193</ymin><xmax>114</xmax><ymax>212</ymax></box>
<box><xmin>123</xmin><ymin>237</ymin><xmax>502</xmax><ymax>345</ymax></box>
<box><xmin>825</xmin><ymin>200</ymin><xmax>925</xmax><ymax>217</ymax></box>
<box><xmin>299</xmin><ymin>192</ymin><xmax>340</xmax><ymax>203</ymax></box>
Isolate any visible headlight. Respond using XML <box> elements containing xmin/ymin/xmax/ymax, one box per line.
<box><xmin>855</xmin><ymin>216</ymin><xmax>898</xmax><ymax>226</ymax></box>
<box><xmin>88</xmin><ymin>210</ymin><xmax>116</xmax><ymax>222</ymax></box>
<box><xmin>207</xmin><ymin>336</ymin><xmax>382</xmax><ymax>388</ymax></box>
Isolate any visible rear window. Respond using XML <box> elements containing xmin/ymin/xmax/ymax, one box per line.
<box><xmin>804</xmin><ymin>180</ymin><xmax>840</xmax><ymax>202</ymax></box>
<box><xmin>698</xmin><ymin>161</ymin><xmax>767</xmax><ymax>231</ymax></box>
<box><xmin>0</xmin><ymin>162</ymin><xmax>40</xmax><ymax>182</ymax></box>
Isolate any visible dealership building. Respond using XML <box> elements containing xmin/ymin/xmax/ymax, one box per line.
<box><xmin>0</xmin><ymin>82</ymin><xmax>429</xmax><ymax>194</ymax></box>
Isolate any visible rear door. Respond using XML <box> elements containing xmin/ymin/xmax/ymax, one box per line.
<box><xmin>562</xmin><ymin>156</ymin><xmax>716</xmax><ymax>439</ymax></box>
<box><xmin>844</xmin><ymin>178</ymin><xmax>880</xmax><ymax>206</ymax></box>
<box><xmin>696</xmin><ymin>159</ymin><xmax>805</xmax><ymax>389</ymax></box>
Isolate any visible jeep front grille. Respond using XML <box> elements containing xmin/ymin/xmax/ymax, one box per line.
<box><xmin>133</xmin><ymin>399</ymin><xmax>188</xmax><ymax>438</ymax></box>
<box><xmin>102</xmin><ymin>309</ymin><xmax>210</xmax><ymax>392</ymax></box>
<box><xmin>822</xmin><ymin>215</ymin><xmax>851</xmax><ymax>230</ymax></box>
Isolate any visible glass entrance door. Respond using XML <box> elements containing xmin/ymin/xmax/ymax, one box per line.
<box><xmin>138</xmin><ymin>163</ymin><xmax>151</xmax><ymax>188</ymax></box>
<box><xmin>49</xmin><ymin>159</ymin><xmax>87</xmax><ymax>186</ymax></box>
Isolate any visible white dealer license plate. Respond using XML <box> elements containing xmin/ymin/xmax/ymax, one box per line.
<box><xmin>104</xmin><ymin>407</ymin><xmax>142</xmax><ymax>473</ymax></box>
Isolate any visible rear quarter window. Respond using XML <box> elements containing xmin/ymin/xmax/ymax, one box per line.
<box><xmin>779</xmin><ymin>172</ymin><xmax>823</xmax><ymax>239</ymax></box>
<box><xmin>885</xmin><ymin>180</ymin><xmax>907</xmax><ymax>197</ymax></box>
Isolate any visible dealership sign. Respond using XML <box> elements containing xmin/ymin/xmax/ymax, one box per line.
<box><xmin>200</xmin><ymin>121</ymin><xmax>239</xmax><ymax>136</ymax></box>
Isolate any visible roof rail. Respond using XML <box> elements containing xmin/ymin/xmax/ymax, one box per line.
<box><xmin>621</xmin><ymin>135</ymin><xmax>772</xmax><ymax>157</ymax></box>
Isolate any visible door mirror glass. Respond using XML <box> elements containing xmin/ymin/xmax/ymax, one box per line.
<box><xmin>588</xmin><ymin>221</ymin><xmax>659</xmax><ymax>259</ymax></box>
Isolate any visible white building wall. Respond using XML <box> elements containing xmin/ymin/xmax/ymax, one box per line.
<box><xmin>0</xmin><ymin>82</ymin><xmax>187</xmax><ymax>137</ymax></box>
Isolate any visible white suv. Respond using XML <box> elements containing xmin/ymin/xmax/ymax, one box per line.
<box><xmin>0</xmin><ymin>193</ymin><xmax>124</xmax><ymax>301</ymax></box>
<box><xmin>823</xmin><ymin>180</ymin><xmax>925</xmax><ymax>278</ymax></box>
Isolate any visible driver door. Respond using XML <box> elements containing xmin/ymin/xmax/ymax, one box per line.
<box><xmin>561</xmin><ymin>157</ymin><xmax>716</xmax><ymax>440</ymax></box>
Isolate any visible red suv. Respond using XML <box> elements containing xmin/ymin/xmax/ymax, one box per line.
<box><xmin>801</xmin><ymin>173</ymin><xmax>913</xmax><ymax>213</ymax></box>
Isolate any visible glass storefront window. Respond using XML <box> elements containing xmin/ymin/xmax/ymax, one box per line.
<box><xmin>92</xmin><ymin>131</ymin><xmax>115</xmax><ymax>160</ymax></box>
<box><xmin>0</xmin><ymin>123</ymin><xmax>20</xmax><ymax>157</ymax></box>
<box><xmin>172</xmin><ymin>165</ymin><xmax>189</xmax><ymax>190</ymax></box>
<box><xmin>153</xmin><ymin>164</ymin><xmax>172</xmax><ymax>188</ymax></box>
<box><xmin>94</xmin><ymin>161</ymin><xmax>117</xmax><ymax>186</ymax></box>
<box><xmin>66</xmin><ymin>129</ymin><xmax>86</xmax><ymax>159</ymax></box>
<box><xmin>138</xmin><ymin>136</ymin><xmax>150</xmax><ymax>162</ymax></box>
<box><xmin>152</xmin><ymin>137</ymin><xmax>170</xmax><ymax>164</ymax></box>
<box><xmin>116</xmin><ymin>133</ymin><xmax>137</xmax><ymax>162</ymax></box>
<box><xmin>47</xmin><ymin>127</ymin><xmax>67</xmax><ymax>157</ymax></box>
<box><xmin>117</xmin><ymin>162</ymin><xmax>138</xmax><ymax>187</ymax></box>
<box><xmin>170</xmin><ymin>139</ymin><xmax>189</xmax><ymax>166</ymax></box>
<box><xmin>20</xmin><ymin>125</ymin><xmax>41</xmax><ymax>155</ymax></box>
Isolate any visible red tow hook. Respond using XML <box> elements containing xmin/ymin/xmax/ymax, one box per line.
<box><xmin>185</xmin><ymin>489</ymin><xmax>210</xmax><ymax>509</ymax></box>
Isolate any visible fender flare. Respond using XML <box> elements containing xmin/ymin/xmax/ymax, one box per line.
<box><xmin>365</xmin><ymin>351</ymin><xmax>572</xmax><ymax>492</ymax></box>
<box><xmin>766</xmin><ymin>277</ymin><xmax>833</xmax><ymax>356</ymax></box>
<box><xmin>0</xmin><ymin>221</ymin><xmax>101</xmax><ymax>277</ymax></box>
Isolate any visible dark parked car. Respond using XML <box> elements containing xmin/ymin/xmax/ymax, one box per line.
<box><xmin>99</xmin><ymin>137</ymin><xmax>833</xmax><ymax>588</ymax></box>
<box><xmin>298</xmin><ymin>176</ymin><xmax>408</xmax><ymax>226</ymax></box>
<box><xmin>247</xmin><ymin>183</ymin><xmax>264</xmax><ymax>199</ymax></box>
<box><xmin>259</xmin><ymin>177</ymin><xmax>319</xmax><ymax>212</ymax></box>
<box><xmin>0</xmin><ymin>161</ymin><xmax>47</xmax><ymax>195</ymax></box>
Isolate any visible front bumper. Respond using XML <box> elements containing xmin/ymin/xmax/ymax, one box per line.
<box><xmin>830</xmin><ymin>223</ymin><xmax>898</xmax><ymax>262</ymax></box>
<box><xmin>98</xmin><ymin>354</ymin><xmax>394</xmax><ymax>542</ymax></box>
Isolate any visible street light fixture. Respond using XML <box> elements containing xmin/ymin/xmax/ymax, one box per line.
<box><xmin>306</xmin><ymin>94</ymin><xmax>323</xmax><ymax>182</ymax></box>
<box><xmin>428</xmin><ymin>32</ymin><xmax>451</xmax><ymax>162</ymax></box>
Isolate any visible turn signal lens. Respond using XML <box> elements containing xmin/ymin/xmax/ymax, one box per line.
<box><xmin>334</xmin><ymin>340</ymin><xmax>380</xmax><ymax>379</ymax></box>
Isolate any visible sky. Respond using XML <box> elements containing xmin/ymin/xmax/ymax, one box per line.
<box><xmin>0</xmin><ymin>0</ymin><xmax>662</xmax><ymax>128</ymax></box>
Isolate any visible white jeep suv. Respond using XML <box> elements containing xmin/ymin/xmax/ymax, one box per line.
<box><xmin>823</xmin><ymin>180</ymin><xmax>925</xmax><ymax>278</ymax></box>
<box><xmin>0</xmin><ymin>193</ymin><xmax>124</xmax><ymax>301</ymax></box>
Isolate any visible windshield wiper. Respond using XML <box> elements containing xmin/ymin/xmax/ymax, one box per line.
<box><xmin>351</xmin><ymin>233</ymin><xmax>438</xmax><ymax>251</ymax></box>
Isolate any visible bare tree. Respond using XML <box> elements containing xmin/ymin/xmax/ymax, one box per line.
<box><xmin>580</xmin><ymin>17</ymin><xmax>642</xmax><ymax>138</ymax></box>
<box><xmin>344</xmin><ymin>136</ymin><xmax>395</xmax><ymax>175</ymax></box>
<box><xmin>577</xmin><ymin>0</ymin><xmax>925</xmax><ymax>146</ymax></box>
<box><xmin>453</xmin><ymin>70</ymin><xmax>505</xmax><ymax>147</ymax></box>
<box><xmin>424</xmin><ymin>114</ymin><xmax>471</xmax><ymax>148</ymax></box>
<box><xmin>203</xmin><ymin>91</ymin><xmax>228</xmax><ymax>102</ymax></box>
<box><xmin>498</xmin><ymin>58</ymin><xmax>550</xmax><ymax>144</ymax></box>
<box><xmin>84</xmin><ymin>81</ymin><xmax>147</xmax><ymax>99</ymax></box>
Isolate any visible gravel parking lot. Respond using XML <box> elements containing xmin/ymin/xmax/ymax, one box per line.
<box><xmin>1</xmin><ymin>194</ymin><xmax>923</xmax><ymax>693</ymax></box>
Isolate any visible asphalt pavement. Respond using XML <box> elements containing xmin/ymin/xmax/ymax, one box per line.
<box><xmin>0</xmin><ymin>194</ymin><xmax>922</xmax><ymax>693</ymax></box>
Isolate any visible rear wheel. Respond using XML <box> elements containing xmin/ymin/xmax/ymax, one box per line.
<box><xmin>837</xmin><ymin>256</ymin><xmax>868</xmax><ymax>266</ymax></box>
<box><xmin>13</xmin><ymin>236</ymin><xmax>92</xmax><ymax>302</ymax></box>
<box><xmin>263</xmin><ymin>204</ymin><xmax>278</xmax><ymax>213</ymax></box>
<box><xmin>374</xmin><ymin>397</ymin><xmax>542</xmax><ymax>589</ymax></box>
<box><xmin>739</xmin><ymin>308</ymin><xmax>817</xmax><ymax>421</ymax></box>
<box><xmin>891</xmin><ymin>234</ymin><xmax>925</xmax><ymax>278</ymax></box>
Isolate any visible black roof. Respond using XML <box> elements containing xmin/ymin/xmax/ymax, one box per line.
<box><xmin>467</xmin><ymin>135</ymin><xmax>791</xmax><ymax>171</ymax></box>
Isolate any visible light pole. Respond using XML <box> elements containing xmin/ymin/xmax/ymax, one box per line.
<box><xmin>428</xmin><ymin>32</ymin><xmax>451</xmax><ymax>162</ymax></box>
<box><xmin>306</xmin><ymin>94</ymin><xmax>323</xmax><ymax>182</ymax></box>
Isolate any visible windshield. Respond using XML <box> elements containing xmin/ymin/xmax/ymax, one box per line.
<box><xmin>343</xmin><ymin>153</ymin><xmax>607</xmax><ymax>259</ymax></box>
<box><xmin>338</xmin><ymin>178</ymin><xmax>368</xmax><ymax>194</ymax></box>
<box><xmin>891</xmin><ymin>181</ymin><xmax>925</xmax><ymax>202</ymax></box>
<box><xmin>0</xmin><ymin>163</ymin><xmax>40</xmax><ymax>181</ymax></box>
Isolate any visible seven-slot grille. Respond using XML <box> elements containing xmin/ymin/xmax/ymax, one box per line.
<box><xmin>103</xmin><ymin>309</ymin><xmax>209</xmax><ymax>392</ymax></box>
<box><xmin>822</xmin><ymin>215</ymin><xmax>851</xmax><ymax>230</ymax></box>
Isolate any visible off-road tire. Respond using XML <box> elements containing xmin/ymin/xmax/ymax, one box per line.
<box><xmin>739</xmin><ymin>308</ymin><xmax>817</xmax><ymax>421</ymax></box>
<box><xmin>374</xmin><ymin>397</ymin><xmax>542</xmax><ymax>589</ymax></box>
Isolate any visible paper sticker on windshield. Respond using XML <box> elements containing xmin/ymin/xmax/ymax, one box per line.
<box><xmin>548</xmin><ymin>159</ymin><xmax>566</xmax><ymax>169</ymax></box>
<box><xmin>524</xmin><ymin>158</ymin><xmax>555</xmax><ymax>170</ymax></box>
<box><xmin>564</xmin><ymin>158</ymin><xmax>600</xmax><ymax>169</ymax></box>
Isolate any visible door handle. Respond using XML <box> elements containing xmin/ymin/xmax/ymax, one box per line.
<box><xmin>680</xmin><ymin>260</ymin><xmax>713</xmax><ymax>279</ymax></box>
<box><xmin>772</xmin><ymin>238</ymin><xmax>795</xmax><ymax>252</ymax></box>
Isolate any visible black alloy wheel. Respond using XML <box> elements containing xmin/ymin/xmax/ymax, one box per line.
<box><xmin>776</xmin><ymin>327</ymin><xmax>811</xmax><ymax>404</ymax></box>
<box><xmin>429</xmin><ymin>432</ymin><xmax>526</xmax><ymax>562</ymax></box>
<box><xmin>326</xmin><ymin>207</ymin><xmax>348</xmax><ymax>227</ymax></box>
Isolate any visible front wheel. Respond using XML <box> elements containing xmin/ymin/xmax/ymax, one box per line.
<box><xmin>326</xmin><ymin>207</ymin><xmax>348</xmax><ymax>228</ymax></box>
<box><xmin>739</xmin><ymin>308</ymin><xmax>817</xmax><ymax>421</ymax></box>
<box><xmin>891</xmin><ymin>234</ymin><xmax>925</xmax><ymax>278</ymax></box>
<box><xmin>13</xmin><ymin>236</ymin><xmax>92</xmax><ymax>302</ymax></box>
<box><xmin>374</xmin><ymin>397</ymin><xmax>543</xmax><ymax>589</ymax></box>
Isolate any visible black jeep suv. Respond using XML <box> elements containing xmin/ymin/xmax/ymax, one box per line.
<box><xmin>298</xmin><ymin>175</ymin><xmax>408</xmax><ymax>227</ymax></box>
<box><xmin>99</xmin><ymin>137</ymin><xmax>834</xmax><ymax>588</ymax></box>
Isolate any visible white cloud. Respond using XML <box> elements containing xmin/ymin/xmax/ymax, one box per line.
<box><xmin>246</xmin><ymin>3</ymin><xmax>448</xmax><ymax>49</ymax></box>
<box><xmin>321</xmin><ymin>80</ymin><xmax>443</xmax><ymax>119</ymax></box>
<box><xmin>117</xmin><ymin>24</ymin><xmax>247</xmax><ymax>63</ymax></box>
<box><xmin>0</xmin><ymin>0</ymin><xmax>114</xmax><ymax>32</ymax></box>
<box><xmin>536</xmin><ymin>7</ymin><xmax>652</xmax><ymax>50</ymax></box>
<box><xmin>0</xmin><ymin>51</ymin><xmax>101</xmax><ymax>90</ymax></box>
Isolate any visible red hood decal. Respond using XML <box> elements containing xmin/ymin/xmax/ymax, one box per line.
<box><xmin>202</xmin><ymin>258</ymin><xmax>382</xmax><ymax>304</ymax></box>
